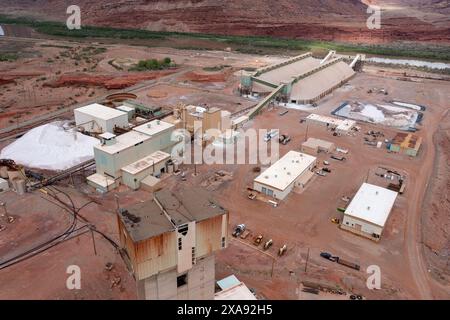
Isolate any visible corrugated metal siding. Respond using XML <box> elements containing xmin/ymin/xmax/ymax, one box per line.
<box><xmin>196</xmin><ymin>214</ymin><xmax>224</xmax><ymax>258</ymax></box>
<box><xmin>135</xmin><ymin>231</ymin><xmax>177</xmax><ymax>280</ymax></box>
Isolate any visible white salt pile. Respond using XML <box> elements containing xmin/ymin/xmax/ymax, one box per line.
<box><xmin>0</xmin><ymin>121</ymin><xmax>99</xmax><ymax>171</ymax></box>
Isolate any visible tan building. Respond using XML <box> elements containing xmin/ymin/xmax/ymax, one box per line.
<box><xmin>117</xmin><ymin>188</ymin><xmax>229</xmax><ymax>300</ymax></box>
<box><xmin>301</xmin><ymin>138</ymin><xmax>336</xmax><ymax>155</ymax></box>
<box><xmin>181</xmin><ymin>105</ymin><xmax>231</xmax><ymax>138</ymax></box>
<box><xmin>253</xmin><ymin>151</ymin><xmax>317</xmax><ymax>200</ymax></box>
<box><xmin>341</xmin><ymin>183</ymin><xmax>398</xmax><ymax>241</ymax></box>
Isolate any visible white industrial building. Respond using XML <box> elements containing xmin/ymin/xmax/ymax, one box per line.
<box><xmin>253</xmin><ymin>151</ymin><xmax>317</xmax><ymax>200</ymax></box>
<box><xmin>74</xmin><ymin>103</ymin><xmax>129</xmax><ymax>134</ymax></box>
<box><xmin>305</xmin><ymin>114</ymin><xmax>356</xmax><ymax>134</ymax></box>
<box><xmin>341</xmin><ymin>183</ymin><xmax>398</xmax><ymax>241</ymax></box>
<box><xmin>121</xmin><ymin>150</ymin><xmax>171</xmax><ymax>190</ymax></box>
<box><xmin>87</xmin><ymin>120</ymin><xmax>179</xmax><ymax>192</ymax></box>
<box><xmin>214</xmin><ymin>275</ymin><xmax>256</xmax><ymax>300</ymax></box>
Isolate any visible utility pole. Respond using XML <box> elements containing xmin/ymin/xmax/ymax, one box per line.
<box><xmin>304</xmin><ymin>248</ymin><xmax>310</xmax><ymax>273</ymax></box>
<box><xmin>91</xmin><ymin>228</ymin><xmax>97</xmax><ymax>256</ymax></box>
<box><xmin>114</xmin><ymin>194</ymin><xmax>120</xmax><ymax>212</ymax></box>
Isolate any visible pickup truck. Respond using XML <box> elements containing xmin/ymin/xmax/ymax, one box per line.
<box><xmin>320</xmin><ymin>252</ymin><xmax>338</xmax><ymax>262</ymax></box>
<box><xmin>331</xmin><ymin>155</ymin><xmax>346</xmax><ymax>161</ymax></box>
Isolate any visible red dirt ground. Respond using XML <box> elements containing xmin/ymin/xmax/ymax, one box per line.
<box><xmin>46</xmin><ymin>70</ymin><xmax>178</xmax><ymax>90</ymax></box>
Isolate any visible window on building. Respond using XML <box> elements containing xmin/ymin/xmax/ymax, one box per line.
<box><xmin>221</xmin><ymin>237</ymin><xmax>226</xmax><ymax>248</ymax></box>
<box><xmin>177</xmin><ymin>274</ymin><xmax>188</xmax><ymax>287</ymax></box>
<box><xmin>178</xmin><ymin>224</ymin><xmax>189</xmax><ymax>236</ymax></box>
<box><xmin>192</xmin><ymin>247</ymin><xmax>196</xmax><ymax>265</ymax></box>
<box><xmin>178</xmin><ymin>238</ymin><xmax>182</xmax><ymax>250</ymax></box>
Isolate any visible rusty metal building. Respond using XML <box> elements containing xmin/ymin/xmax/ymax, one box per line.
<box><xmin>117</xmin><ymin>188</ymin><xmax>229</xmax><ymax>300</ymax></box>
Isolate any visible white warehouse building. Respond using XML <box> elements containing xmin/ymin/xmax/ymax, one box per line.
<box><xmin>74</xmin><ymin>103</ymin><xmax>129</xmax><ymax>134</ymax></box>
<box><xmin>253</xmin><ymin>151</ymin><xmax>317</xmax><ymax>200</ymax></box>
<box><xmin>87</xmin><ymin>120</ymin><xmax>179</xmax><ymax>192</ymax></box>
<box><xmin>341</xmin><ymin>183</ymin><xmax>398</xmax><ymax>241</ymax></box>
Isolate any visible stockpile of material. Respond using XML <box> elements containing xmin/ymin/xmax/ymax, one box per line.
<box><xmin>0</xmin><ymin>121</ymin><xmax>99</xmax><ymax>171</ymax></box>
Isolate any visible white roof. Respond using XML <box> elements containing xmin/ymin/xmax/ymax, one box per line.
<box><xmin>87</xmin><ymin>173</ymin><xmax>116</xmax><ymax>188</ymax></box>
<box><xmin>99</xmin><ymin>132</ymin><xmax>116</xmax><ymax>139</ymax></box>
<box><xmin>133</xmin><ymin>120</ymin><xmax>174</xmax><ymax>136</ymax></box>
<box><xmin>306</xmin><ymin>114</ymin><xmax>356</xmax><ymax>131</ymax></box>
<box><xmin>116</xmin><ymin>105</ymin><xmax>135</xmax><ymax>112</ymax></box>
<box><xmin>290</xmin><ymin>61</ymin><xmax>355</xmax><ymax>101</ymax></box>
<box><xmin>121</xmin><ymin>151</ymin><xmax>170</xmax><ymax>175</ymax></box>
<box><xmin>254</xmin><ymin>151</ymin><xmax>316</xmax><ymax>191</ymax></box>
<box><xmin>95</xmin><ymin>130</ymin><xmax>150</xmax><ymax>154</ymax></box>
<box><xmin>344</xmin><ymin>183</ymin><xmax>398</xmax><ymax>227</ymax></box>
<box><xmin>75</xmin><ymin>103</ymin><xmax>127</xmax><ymax>120</ymax></box>
<box><xmin>257</xmin><ymin>56</ymin><xmax>320</xmax><ymax>85</ymax></box>
<box><xmin>214</xmin><ymin>283</ymin><xmax>256</xmax><ymax>300</ymax></box>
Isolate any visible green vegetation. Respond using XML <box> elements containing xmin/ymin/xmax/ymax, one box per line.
<box><xmin>1</xmin><ymin>14</ymin><xmax>450</xmax><ymax>62</ymax></box>
<box><xmin>130</xmin><ymin>57</ymin><xmax>173</xmax><ymax>71</ymax></box>
<box><xmin>0</xmin><ymin>53</ymin><xmax>18</xmax><ymax>61</ymax></box>
<box><xmin>40</xmin><ymin>44</ymin><xmax>73</xmax><ymax>49</ymax></box>
<box><xmin>203</xmin><ymin>65</ymin><xmax>231</xmax><ymax>72</ymax></box>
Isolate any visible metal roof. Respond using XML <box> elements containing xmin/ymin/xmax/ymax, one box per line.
<box><xmin>302</xmin><ymin>137</ymin><xmax>335</xmax><ymax>150</ymax></box>
<box><xmin>344</xmin><ymin>183</ymin><xmax>398</xmax><ymax>227</ymax></box>
<box><xmin>217</xmin><ymin>275</ymin><xmax>240</xmax><ymax>290</ymax></box>
<box><xmin>121</xmin><ymin>150</ymin><xmax>170</xmax><ymax>175</ymax></box>
<box><xmin>95</xmin><ymin>130</ymin><xmax>150</xmax><ymax>154</ymax></box>
<box><xmin>119</xmin><ymin>188</ymin><xmax>227</xmax><ymax>242</ymax></box>
<box><xmin>306</xmin><ymin>114</ymin><xmax>356</xmax><ymax>132</ymax></box>
<box><xmin>133</xmin><ymin>120</ymin><xmax>174</xmax><ymax>137</ymax></box>
<box><xmin>155</xmin><ymin>188</ymin><xmax>227</xmax><ymax>226</ymax></box>
<box><xmin>256</xmin><ymin>56</ymin><xmax>320</xmax><ymax>85</ymax></box>
<box><xmin>254</xmin><ymin>151</ymin><xmax>317</xmax><ymax>191</ymax></box>
<box><xmin>214</xmin><ymin>282</ymin><xmax>256</xmax><ymax>300</ymax></box>
<box><xmin>118</xmin><ymin>199</ymin><xmax>175</xmax><ymax>242</ymax></box>
<box><xmin>75</xmin><ymin>103</ymin><xmax>127</xmax><ymax>120</ymax></box>
<box><xmin>290</xmin><ymin>61</ymin><xmax>355</xmax><ymax>101</ymax></box>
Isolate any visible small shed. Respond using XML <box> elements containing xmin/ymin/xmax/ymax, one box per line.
<box><xmin>301</xmin><ymin>137</ymin><xmax>336</xmax><ymax>155</ymax></box>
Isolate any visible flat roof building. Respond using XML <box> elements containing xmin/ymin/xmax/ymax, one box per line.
<box><xmin>117</xmin><ymin>188</ymin><xmax>229</xmax><ymax>300</ymax></box>
<box><xmin>215</xmin><ymin>275</ymin><xmax>256</xmax><ymax>300</ymax></box>
<box><xmin>121</xmin><ymin>150</ymin><xmax>171</xmax><ymax>190</ymax></box>
<box><xmin>253</xmin><ymin>151</ymin><xmax>317</xmax><ymax>200</ymax></box>
<box><xmin>389</xmin><ymin>132</ymin><xmax>422</xmax><ymax>157</ymax></box>
<box><xmin>341</xmin><ymin>183</ymin><xmax>398</xmax><ymax>241</ymax></box>
<box><xmin>74</xmin><ymin>103</ymin><xmax>128</xmax><ymax>134</ymax></box>
<box><xmin>301</xmin><ymin>137</ymin><xmax>336</xmax><ymax>155</ymax></box>
<box><xmin>87</xmin><ymin>119</ymin><xmax>177</xmax><ymax>192</ymax></box>
<box><xmin>306</xmin><ymin>114</ymin><xmax>356</xmax><ymax>134</ymax></box>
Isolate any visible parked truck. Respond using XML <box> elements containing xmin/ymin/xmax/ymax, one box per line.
<box><xmin>336</xmin><ymin>257</ymin><xmax>360</xmax><ymax>271</ymax></box>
